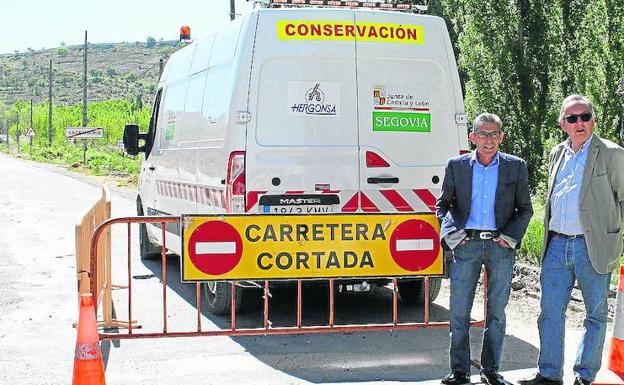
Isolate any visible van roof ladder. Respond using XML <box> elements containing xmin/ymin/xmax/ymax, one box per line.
<box><xmin>254</xmin><ymin>0</ymin><xmax>428</xmax><ymax>14</ymax></box>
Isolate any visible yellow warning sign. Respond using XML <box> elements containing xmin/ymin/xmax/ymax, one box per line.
<box><xmin>277</xmin><ymin>21</ymin><xmax>425</xmax><ymax>44</ymax></box>
<box><xmin>181</xmin><ymin>213</ymin><xmax>442</xmax><ymax>281</ymax></box>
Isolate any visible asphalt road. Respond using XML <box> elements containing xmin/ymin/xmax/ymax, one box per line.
<box><xmin>0</xmin><ymin>153</ymin><xmax>617</xmax><ymax>385</ymax></box>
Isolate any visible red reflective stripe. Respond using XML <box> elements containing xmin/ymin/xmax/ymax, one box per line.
<box><xmin>321</xmin><ymin>190</ymin><xmax>341</xmax><ymax>194</ymax></box>
<box><xmin>246</xmin><ymin>191</ymin><xmax>266</xmax><ymax>212</ymax></box>
<box><xmin>341</xmin><ymin>192</ymin><xmax>359</xmax><ymax>212</ymax></box>
<box><xmin>201</xmin><ymin>188</ymin><xmax>206</xmax><ymax>204</ymax></box>
<box><xmin>221</xmin><ymin>191</ymin><xmax>227</xmax><ymax>208</ymax></box>
<box><xmin>360</xmin><ymin>192</ymin><xmax>380</xmax><ymax>212</ymax></box>
<box><xmin>380</xmin><ymin>190</ymin><xmax>413</xmax><ymax>212</ymax></box>
<box><xmin>212</xmin><ymin>189</ymin><xmax>218</xmax><ymax>207</ymax></box>
<box><xmin>285</xmin><ymin>191</ymin><xmax>304</xmax><ymax>194</ymax></box>
<box><xmin>619</xmin><ymin>266</ymin><xmax>624</xmax><ymax>292</ymax></box>
<box><xmin>413</xmin><ymin>189</ymin><xmax>437</xmax><ymax>212</ymax></box>
<box><xmin>609</xmin><ymin>337</ymin><xmax>624</xmax><ymax>376</ymax></box>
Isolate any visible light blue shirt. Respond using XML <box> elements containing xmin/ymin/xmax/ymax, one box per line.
<box><xmin>549</xmin><ymin>137</ymin><xmax>592</xmax><ymax>235</ymax></box>
<box><xmin>465</xmin><ymin>151</ymin><xmax>499</xmax><ymax>231</ymax></box>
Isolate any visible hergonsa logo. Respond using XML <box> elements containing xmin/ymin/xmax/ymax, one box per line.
<box><xmin>288</xmin><ymin>81</ymin><xmax>340</xmax><ymax>116</ymax></box>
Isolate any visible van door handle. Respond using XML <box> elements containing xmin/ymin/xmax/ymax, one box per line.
<box><xmin>367</xmin><ymin>177</ymin><xmax>399</xmax><ymax>184</ymax></box>
<box><xmin>148</xmin><ymin>166</ymin><xmax>156</xmax><ymax>171</ymax></box>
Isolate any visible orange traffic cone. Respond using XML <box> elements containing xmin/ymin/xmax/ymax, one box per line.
<box><xmin>72</xmin><ymin>293</ymin><xmax>106</xmax><ymax>385</ymax></box>
<box><xmin>593</xmin><ymin>265</ymin><xmax>624</xmax><ymax>385</ymax></box>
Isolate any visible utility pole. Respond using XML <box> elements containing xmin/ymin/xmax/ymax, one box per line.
<box><xmin>48</xmin><ymin>59</ymin><xmax>53</xmax><ymax>146</ymax></box>
<box><xmin>618</xmin><ymin>79</ymin><xmax>624</xmax><ymax>146</ymax></box>
<box><xmin>82</xmin><ymin>30</ymin><xmax>88</xmax><ymax>164</ymax></box>
<box><xmin>29</xmin><ymin>99</ymin><xmax>33</xmax><ymax>156</ymax></box>
<box><xmin>16</xmin><ymin>111</ymin><xmax>20</xmax><ymax>152</ymax></box>
<box><xmin>3</xmin><ymin>119</ymin><xmax>7</xmax><ymax>153</ymax></box>
<box><xmin>159</xmin><ymin>58</ymin><xmax>164</xmax><ymax>77</ymax></box>
<box><xmin>230</xmin><ymin>0</ymin><xmax>236</xmax><ymax>20</ymax></box>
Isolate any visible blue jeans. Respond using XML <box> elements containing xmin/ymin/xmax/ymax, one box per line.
<box><xmin>538</xmin><ymin>235</ymin><xmax>611</xmax><ymax>381</ymax></box>
<box><xmin>449</xmin><ymin>238</ymin><xmax>515</xmax><ymax>373</ymax></box>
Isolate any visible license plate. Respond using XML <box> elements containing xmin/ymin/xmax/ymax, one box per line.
<box><xmin>262</xmin><ymin>205</ymin><xmax>333</xmax><ymax>214</ymax></box>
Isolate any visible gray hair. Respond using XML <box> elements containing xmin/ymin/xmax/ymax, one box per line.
<box><xmin>558</xmin><ymin>94</ymin><xmax>595</xmax><ymax>122</ymax></box>
<box><xmin>473</xmin><ymin>112</ymin><xmax>502</xmax><ymax>132</ymax></box>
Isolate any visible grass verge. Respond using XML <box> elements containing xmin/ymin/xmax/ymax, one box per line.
<box><xmin>3</xmin><ymin>141</ymin><xmax>140</xmax><ymax>188</ymax></box>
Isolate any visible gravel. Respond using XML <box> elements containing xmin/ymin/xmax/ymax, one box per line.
<box><xmin>505</xmin><ymin>262</ymin><xmax>618</xmax><ymax>328</ymax></box>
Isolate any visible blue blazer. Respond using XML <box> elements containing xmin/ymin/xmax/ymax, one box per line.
<box><xmin>436</xmin><ymin>152</ymin><xmax>533</xmax><ymax>246</ymax></box>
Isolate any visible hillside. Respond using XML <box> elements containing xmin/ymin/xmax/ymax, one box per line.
<box><xmin>0</xmin><ymin>41</ymin><xmax>183</xmax><ymax>108</ymax></box>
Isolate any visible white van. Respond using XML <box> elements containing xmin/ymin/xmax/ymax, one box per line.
<box><xmin>124</xmin><ymin>1</ymin><xmax>469</xmax><ymax>315</ymax></box>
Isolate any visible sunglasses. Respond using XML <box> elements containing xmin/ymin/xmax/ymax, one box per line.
<box><xmin>564</xmin><ymin>113</ymin><xmax>592</xmax><ymax>124</ymax></box>
<box><xmin>474</xmin><ymin>130</ymin><xmax>501</xmax><ymax>139</ymax></box>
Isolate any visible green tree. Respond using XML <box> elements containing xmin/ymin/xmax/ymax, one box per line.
<box><xmin>456</xmin><ymin>0</ymin><xmax>558</xmax><ymax>183</ymax></box>
<box><xmin>426</xmin><ymin>0</ymin><xmax>624</xmax><ymax>187</ymax></box>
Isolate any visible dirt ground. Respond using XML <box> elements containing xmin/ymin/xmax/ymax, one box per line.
<box><xmin>506</xmin><ymin>263</ymin><xmax>618</xmax><ymax>329</ymax></box>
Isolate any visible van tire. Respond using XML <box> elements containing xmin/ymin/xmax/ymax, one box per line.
<box><xmin>203</xmin><ymin>282</ymin><xmax>243</xmax><ymax>315</ymax></box>
<box><xmin>136</xmin><ymin>197</ymin><xmax>161</xmax><ymax>260</ymax></box>
<box><xmin>139</xmin><ymin>223</ymin><xmax>162</xmax><ymax>260</ymax></box>
<box><xmin>397</xmin><ymin>278</ymin><xmax>442</xmax><ymax>306</ymax></box>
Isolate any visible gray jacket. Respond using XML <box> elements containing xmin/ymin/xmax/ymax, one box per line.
<box><xmin>542</xmin><ymin>134</ymin><xmax>624</xmax><ymax>274</ymax></box>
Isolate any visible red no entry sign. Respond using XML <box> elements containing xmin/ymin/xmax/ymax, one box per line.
<box><xmin>187</xmin><ymin>221</ymin><xmax>243</xmax><ymax>275</ymax></box>
<box><xmin>389</xmin><ymin>219</ymin><xmax>440</xmax><ymax>272</ymax></box>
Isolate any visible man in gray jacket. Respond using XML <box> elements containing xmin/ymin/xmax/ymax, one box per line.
<box><xmin>520</xmin><ymin>95</ymin><xmax>624</xmax><ymax>385</ymax></box>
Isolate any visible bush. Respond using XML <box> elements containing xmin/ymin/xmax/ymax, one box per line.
<box><xmin>518</xmin><ymin>198</ymin><xmax>545</xmax><ymax>265</ymax></box>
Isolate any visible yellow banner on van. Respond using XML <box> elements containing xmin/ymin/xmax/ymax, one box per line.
<box><xmin>277</xmin><ymin>21</ymin><xmax>424</xmax><ymax>44</ymax></box>
<box><xmin>181</xmin><ymin>213</ymin><xmax>442</xmax><ymax>281</ymax></box>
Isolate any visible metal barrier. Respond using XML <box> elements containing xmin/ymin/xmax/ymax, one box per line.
<box><xmin>89</xmin><ymin>215</ymin><xmax>488</xmax><ymax>341</ymax></box>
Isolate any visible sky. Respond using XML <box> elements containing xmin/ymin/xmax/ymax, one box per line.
<box><xmin>1</xmin><ymin>0</ymin><xmax>255</xmax><ymax>54</ymax></box>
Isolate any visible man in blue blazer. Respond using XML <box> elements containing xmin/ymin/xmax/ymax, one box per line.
<box><xmin>436</xmin><ymin>113</ymin><xmax>533</xmax><ymax>385</ymax></box>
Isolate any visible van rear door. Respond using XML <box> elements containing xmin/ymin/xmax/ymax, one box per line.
<box><xmin>354</xmin><ymin>12</ymin><xmax>465</xmax><ymax>213</ymax></box>
<box><xmin>246</xmin><ymin>9</ymin><xmax>360</xmax><ymax>213</ymax></box>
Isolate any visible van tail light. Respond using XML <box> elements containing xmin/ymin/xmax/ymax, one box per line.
<box><xmin>226</xmin><ymin>151</ymin><xmax>245</xmax><ymax>213</ymax></box>
<box><xmin>459</xmin><ymin>149</ymin><xmax>471</xmax><ymax>155</ymax></box>
<box><xmin>366</xmin><ymin>151</ymin><xmax>390</xmax><ymax>168</ymax></box>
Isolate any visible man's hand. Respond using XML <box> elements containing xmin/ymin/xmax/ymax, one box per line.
<box><xmin>493</xmin><ymin>237</ymin><xmax>510</xmax><ymax>248</ymax></box>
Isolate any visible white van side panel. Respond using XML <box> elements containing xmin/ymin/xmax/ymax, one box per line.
<box><xmin>441</xmin><ymin>26</ymin><xmax>469</xmax><ymax>150</ymax></box>
<box><xmin>142</xmin><ymin>15</ymin><xmax>254</xmax><ymax>252</ymax></box>
<box><xmin>143</xmin><ymin>44</ymin><xmax>198</xmax><ymax>253</ymax></box>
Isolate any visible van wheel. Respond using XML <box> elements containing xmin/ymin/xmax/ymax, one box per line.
<box><xmin>203</xmin><ymin>282</ymin><xmax>243</xmax><ymax>315</ymax></box>
<box><xmin>139</xmin><ymin>223</ymin><xmax>162</xmax><ymax>260</ymax></box>
<box><xmin>136</xmin><ymin>197</ymin><xmax>161</xmax><ymax>260</ymax></box>
<box><xmin>397</xmin><ymin>278</ymin><xmax>442</xmax><ymax>306</ymax></box>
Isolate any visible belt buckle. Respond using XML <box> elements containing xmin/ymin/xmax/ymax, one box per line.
<box><xmin>479</xmin><ymin>231</ymin><xmax>493</xmax><ymax>240</ymax></box>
